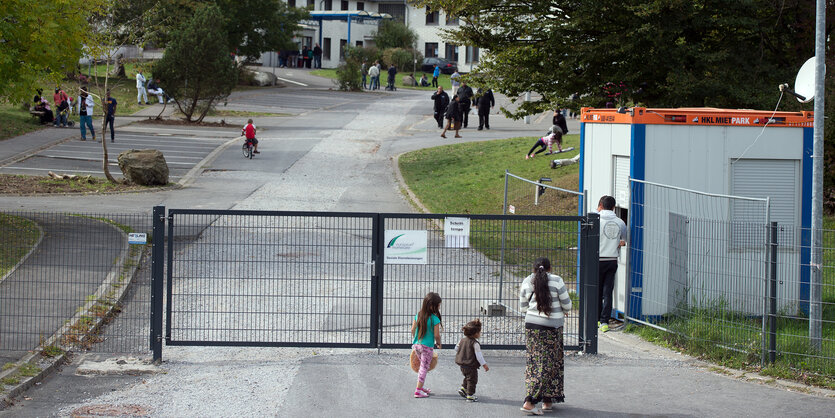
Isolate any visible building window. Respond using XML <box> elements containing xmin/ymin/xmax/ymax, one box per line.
<box><xmin>323</xmin><ymin>38</ymin><xmax>332</xmax><ymax>59</ymax></box>
<box><xmin>307</xmin><ymin>0</ymin><xmax>314</xmax><ymax>7</ymax></box>
<box><xmin>378</xmin><ymin>3</ymin><xmax>406</xmax><ymax>23</ymax></box>
<box><xmin>288</xmin><ymin>0</ymin><xmax>296</xmax><ymax>7</ymax></box>
<box><xmin>356</xmin><ymin>40</ymin><xmax>363</xmax><ymax>47</ymax></box>
<box><xmin>465</xmin><ymin>46</ymin><xmax>479</xmax><ymax>63</ymax></box>
<box><xmin>425</xmin><ymin>42</ymin><xmax>438</xmax><ymax>58</ymax></box>
<box><xmin>445</xmin><ymin>44</ymin><xmax>458</xmax><ymax>62</ymax></box>
<box><xmin>340</xmin><ymin>39</ymin><xmax>347</xmax><ymax>60</ymax></box>
<box><xmin>446</xmin><ymin>14</ymin><xmax>458</xmax><ymax>25</ymax></box>
<box><xmin>341</xmin><ymin>0</ymin><xmax>348</xmax><ymax>10</ymax></box>
<box><xmin>325</xmin><ymin>0</ymin><xmax>332</xmax><ymax>10</ymax></box>
<box><xmin>425</xmin><ymin>7</ymin><xmax>439</xmax><ymax>25</ymax></box>
<box><xmin>356</xmin><ymin>1</ymin><xmax>364</xmax><ymax>10</ymax></box>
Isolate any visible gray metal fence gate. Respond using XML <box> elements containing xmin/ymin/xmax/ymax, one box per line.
<box><xmin>151</xmin><ymin>207</ymin><xmax>600</xmax><ymax>360</ymax></box>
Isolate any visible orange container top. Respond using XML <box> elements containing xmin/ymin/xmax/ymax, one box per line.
<box><xmin>581</xmin><ymin>107</ymin><xmax>813</xmax><ymax>128</ymax></box>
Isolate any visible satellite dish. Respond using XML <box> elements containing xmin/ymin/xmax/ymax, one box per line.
<box><xmin>794</xmin><ymin>57</ymin><xmax>817</xmax><ymax>103</ymax></box>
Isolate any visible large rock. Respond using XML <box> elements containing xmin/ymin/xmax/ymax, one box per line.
<box><xmin>246</xmin><ymin>69</ymin><xmax>278</xmax><ymax>87</ymax></box>
<box><xmin>402</xmin><ymin>75</ymin><xmax>416</xmax><ymax>86</ymax></box>
<box><xmin>118</xmin><ymin>149</ymin><xmax>169</xmax><ymax>186</ymax></box>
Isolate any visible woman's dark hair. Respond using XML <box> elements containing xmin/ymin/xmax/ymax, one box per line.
<box><xmin>532</xmin><ymin>257</ymin><xmax>553</xmax><ymax>316</ymax></box>
<box><xmin>416</xmin><ymin>292</ymin><xmax>443</xmax><ymax>340</ymax></box>
<box><xmin>462</xmin><ymin>318</ymin><xmax>482</xmax><ymax>338</ymax></box>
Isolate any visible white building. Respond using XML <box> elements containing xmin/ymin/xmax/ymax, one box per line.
<box><xmin>259</xmin><ymin>1</ymin><xmax>479</xmax><ymax>72</ymax></box>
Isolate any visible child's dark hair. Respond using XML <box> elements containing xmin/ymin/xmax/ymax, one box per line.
<box><xmin>416</xmin><ymin>292</ymin><xmax>442</xmax><ymax>340</ymax></box>
<box><xmin>533</xmin><ymin>257</ymin><xmax>553</xmax><ymax>316</ymax></box>
<box><xmin>461</xmin><ymin>318</ymin><xmax>482</xmax><ymax>338</ymax></box>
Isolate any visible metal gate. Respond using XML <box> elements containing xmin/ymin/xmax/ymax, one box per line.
<box><xmin>150</xmin><ymin>207</ymin><xmax>600</xmax><ymax>360</ymax></box>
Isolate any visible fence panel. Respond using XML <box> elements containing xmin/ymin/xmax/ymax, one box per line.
<box><xmin>504</xmin><ymin>171</ymin><xmax>586</xmax><ymax>217</ymax></box>
<box><xmin>165</xmin><ymin>210</ymin><xmax>375</xmax><ymax>347</ymax></box>
<box><xmin>379</xmin><ymin>214</ymin><xmax>584</xmax><ymax>350</ymax></box>
<box><xmin>0</xmin><ymin>211</ymin><xmax>151</xmax><ymax>360</ymax></box>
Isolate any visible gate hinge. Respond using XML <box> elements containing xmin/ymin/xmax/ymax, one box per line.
<box><xmin>581</xmin><ymin>221</ymin><xmax>593</xmax><ymax>230</ymax></box>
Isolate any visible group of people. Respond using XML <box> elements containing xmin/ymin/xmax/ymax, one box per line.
<box><xmin>431</xmin><ymin>83</ymin><xmax>495</xmax><ymax>138</ymax></box>
<box><xmin>277</xmin><ymin>44</ymin><xmax>322</xmax><ymax>69</ymax></box>
<box><xmin>410</xmin><ymin>195</ymin><xmax>626</xmax><ymax>414</ymax></box>
<box><xmin>135</xmin><ymin>70</ymin><xmax>172</xmax><ymax>105</ymax></box>
<box><xmin>361</xmin><ymin>60</ymin><xmax>398</xmax><ymax>91</ymax></box>
<box><xmin>525</xmin><ymin>109</ymin><xmax>570</xmax><ymax>159</ymax></box>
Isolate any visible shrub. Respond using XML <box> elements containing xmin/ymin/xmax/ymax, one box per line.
<box><xmin>381</xmin><ymin>48</ymin><xmax>422</xmax><ymax>74</ymax></box>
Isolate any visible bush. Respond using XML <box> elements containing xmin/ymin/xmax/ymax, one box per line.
<box><xmin>335</xmin><ymin>46</ymin><xmax>363</xmax><ymax>91</ymax></box>
<box><xmin>381</xmin><ymin>48</ymin><xmax>422</xmax><ymax>74</ymax></box>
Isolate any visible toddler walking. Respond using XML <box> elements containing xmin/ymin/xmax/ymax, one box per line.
<box><xmin>410</xmin><ymin>292</ymin><xmax>442</xmax><ymax>398</ymax></box>
<box><xmin>455</xmin><ymin>319</ymin><xmax>489</xmax><ymax>402</ymax></box>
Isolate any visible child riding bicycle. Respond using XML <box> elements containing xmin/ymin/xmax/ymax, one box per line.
<box><xmin>242</xmin><ymin>119</ymin><xmax>260</xmax><ymax>154</ymax></box>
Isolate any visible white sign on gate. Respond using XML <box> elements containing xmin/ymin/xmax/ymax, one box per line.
<box><xmin>444</xmin><ymin>217</ymin><xmax>470</xmax><ymax>248</ymax></box>
<box><xmin>384</xmin><ymin>230</ymin><xmax>428</xmax><ymax>264</ymax></box>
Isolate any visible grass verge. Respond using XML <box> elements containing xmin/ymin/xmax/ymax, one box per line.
<box><xmin>0</xmin><ymin>214</ymin><xmax>40</xmax><ymax>278</ymax></box>
<box><xmin>0</xmin><ymin>174</ymin><xmax>168</xmax><ymax>195</ymax></box>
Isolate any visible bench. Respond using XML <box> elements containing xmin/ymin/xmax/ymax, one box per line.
<box><xmin>29</xmin><ymin>109</ymin><xmax>45</xmax><ymax>120</ymax></box>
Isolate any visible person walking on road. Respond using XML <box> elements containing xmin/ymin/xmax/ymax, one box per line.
<box><xmin>104</xmin><ymin>90</ymin><xmax>117</xmax><ymax>143</ymax></box>
<box><xmin>519</xmin><ymin>257</ymin><xmax>572</xmax><ymax>415</ymax></box>
<box><xmin>455</xmin><ymin>318</ymin><xmax>489</xmax><ymax>402</ymax></box>
<box><xmin>440</xmin><ymin>95</ymin><xmax>462</xmax><ymax>138</ymax></box>
<box><xmin>476</xmin><ymin>88</ymin><xmax>495</xmax><ymax>130</ymax></box>
<box><xmin>411</xmin><ymin>292</ymin><xmax>443</xmax><ymax>398</ymax></box>
<box><xmin>386</xmin><ymin>64</ymin><xmax>397</xmax><ymax>91</ymax></box>
<box><xmin>431</xmin><ymin>86</ymin><xmax>449</xmax><ymax>128</ymax></box>
<box><xmin>596</xmin><ymin>195</ymin><xmax>626</xmax><ymax>332</ymax></box>
<box><xmin>136</xmin><ymin>70</ymin><xmax>149</xmax><ymax>105</ymax></box>
<box><xmin>77</xmin><ymin>89</ymin><xmax>95</xmax><ymax>141</ymax></box>
<box><xmin>456</xmin><ymin>81</ymin><xmax>474</xmax><ymax>128</ymax></box>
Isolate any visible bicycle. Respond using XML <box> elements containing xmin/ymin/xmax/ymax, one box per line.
<box><xmin>242</xmin><ymin>139</ymin><xmax>255</xmax><ymax>159</ymax></box>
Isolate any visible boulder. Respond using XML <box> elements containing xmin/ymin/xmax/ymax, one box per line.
<box><xmin>245</xmin><ymin>69</ymin><xmax>278</xmax><ymax>87</ymax></box>
<box><xmin>402</xmin><ymin>75</ymin><xmax>416</xmax><ymax>86</ymax></box>
<box><xmin>118</xmin><ymin>149</ymin><xmax>169</xmax><ymax>186</ymax></box>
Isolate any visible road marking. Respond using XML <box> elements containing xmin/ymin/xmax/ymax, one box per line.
<box><xmin>276</xmin><ymin>77</ymin><xmax>308</xmax><ymax>87</ymax></box>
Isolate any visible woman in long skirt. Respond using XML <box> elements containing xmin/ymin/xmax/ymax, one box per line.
<box><xmin>519</xmin><ymin>257</ymin><xmax>573</xmax><ymax>415</ymax></box>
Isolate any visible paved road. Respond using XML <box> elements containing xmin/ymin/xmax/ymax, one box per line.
<box><xmin>3</xmin><ymin>70</ymin><xmax>829</xmax><ymax>417</ymax></box>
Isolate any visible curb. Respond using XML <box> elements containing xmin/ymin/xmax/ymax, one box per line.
<box><xmin>391</xmin><ymin>152</ymin><xmax>431</xmax><ymax>214</ymax></box>
<box><xmin>0</xmin><ymin>219</ymin><xmax>147</xmax><ymax>410</ymax></box>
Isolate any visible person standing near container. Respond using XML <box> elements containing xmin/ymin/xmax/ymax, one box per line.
<box><xmin>596</xmin><ymin>195</ymin><xmax>626</xmax><ymax>332</ymax></box>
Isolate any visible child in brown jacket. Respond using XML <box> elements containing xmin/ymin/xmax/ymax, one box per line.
<box><xmin>455</xmin><ymin>319</ymin><xmax>489</xmax><ymax>402</ymax></box>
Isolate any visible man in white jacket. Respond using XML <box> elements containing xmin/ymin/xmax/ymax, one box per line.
<box><xmin>597</xmin><ymin>195</ymin><xmax>626</xmax><ymax>332</ymax></box>
<box><xmin>136</xmin><ymin>70</ymin><xmax>149</xmax><ymax>105</ymax></box>
<box><xmin>77</xmin><ymin>89</ymin><xmax>96</xmax><ymax>141</ymax></box>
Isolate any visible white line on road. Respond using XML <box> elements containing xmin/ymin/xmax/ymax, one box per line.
<box><xmin>275</xmin><ymin>77</ymin><xmax>308</xmax><ymax>87</ymax></box>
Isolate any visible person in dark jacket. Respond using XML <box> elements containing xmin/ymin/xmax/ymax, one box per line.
<box><xmin>313</xmin><ymin>43</ymin><xmax>323</xmax><ymax>68</ymax></box>
<box><xmin>386</xmin><ymin>64</ymin><xmax>397</xmax><ymax>91</ymax></box>
<box><xmin>476</xmin><ymin>88</ymin><xmax>495</xmax><ymax>130</ymax></box>
<box><xmin>553</xmin><ymin>108</ymin><xmax>569</xmax><ymax>135</ymax></box>
<box><xmin>440</xmin><ymin>95</ymin><xmax>462</xmax><ymax>138</ymax></box>
<box><xmin>456</xmin><ymin>82</ymin><xmax>474</xmax><ymax>128</ymax></box>
<box><xmin>431</xmin><ymin>86</ymin><xmax>450</xmax><ymax>128</ymax></box>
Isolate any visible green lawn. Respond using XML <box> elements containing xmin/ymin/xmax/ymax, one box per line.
<box><xmin>0</xmin><ymin>214</ymin><xmax>40</xmax><ymax>278</ymax></box>
<box><xmin>0</xmin><ymin>103</ymin><xmax>46</xmax><ymax>141</ymax></box>
<box><xmin>398</xmin><ymin>135</ymin><xmax>580</xmax><ymax>215</ymax></box>
<box><xmin>311</xmin><ymin>68</ymin><xmax>458</xmax><ymax>91</ymax></box>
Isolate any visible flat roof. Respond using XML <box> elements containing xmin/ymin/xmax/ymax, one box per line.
<box><xmin>581</xmin><ymin>107</ymin><xmax>813</xmax><ymax>128</ymax></box>
<box><xmin>309</xmin><ymin>10</ymin><xmax>392</xmax><ymax>20</ymax></box>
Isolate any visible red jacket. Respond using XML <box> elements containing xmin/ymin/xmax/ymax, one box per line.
<box><xmin>242</xmin><ymin>123</ymin><xmax>256</xmax><ymax>139</ymax></box>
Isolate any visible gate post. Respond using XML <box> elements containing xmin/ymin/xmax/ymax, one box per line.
<box><xmin>371</xmin><ymin>214</ymin><xmax>383</xmax><ymax>348</ymax></box>
<box><xmin>151</xmin><ymin>206</ymin><xmax>165</xmax><ymax>363</ymax></box>
<box><xmin>581</xmin><ymin>213</ymin><xmax>600</xmax><ymax>354</ymax></box>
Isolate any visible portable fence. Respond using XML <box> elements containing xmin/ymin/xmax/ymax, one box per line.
<box><xmin>0</xmin><ymin>212</ymin><xmax>152</xmax><ymax>359</ymax></box>
<box><xmin>627</xmin><ymin>178</ymin><xmax>835</xmax><ymax>375</ymax></box>
<box><xmin>504</xmin><ymin>171</ymin><xmax>587</xmax><ymax>217</ymax></box>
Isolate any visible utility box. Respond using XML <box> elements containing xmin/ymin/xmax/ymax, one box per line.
<box><xmin>480</xmin><ymin>301</ymin><xmax>507</xmax><ymax>317</ymax></box>
<box><xmin>579</xmin><ymin>107</ymin><xmax>814</xmax><ymax>320</ymax></box>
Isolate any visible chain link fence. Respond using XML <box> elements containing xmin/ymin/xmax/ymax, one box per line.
<box><xmin>627</xmin><ymin>179</ymin><xmax>834</xmax><ymax>376</ymax></box>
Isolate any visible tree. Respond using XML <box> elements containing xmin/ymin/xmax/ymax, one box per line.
<box><xmin>111</xmin><ymin>0</ymin><xmax>308</xmax><ymax>61</ymax></box>
<box><xmin>0</xmin><ymin>0</ymin><xmax>106</xmax><ymax>103</ymax></box>
<box><xmin>411</xmin><ymin>0</ymin><xmax>832</xmax><ymax>118</ymax></box>
<box><xmin>373</xmin><ymin>20</ymin><xmax>419</xmax><ymax>50</ymax></box>
<box><xmin>153</xmin><ymin>4</ymin><xmax>238</xmax><ymax>122</ymax></box>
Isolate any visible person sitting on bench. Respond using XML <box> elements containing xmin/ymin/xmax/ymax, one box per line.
<box><xmin>33</xmin><ymin>95</ymin><xmax>54</xmax><ymax>125</ymax></box>
<box><xmin>147</xmin><ymin>78</ymin><xmax>170</xmax><ymax>104</ymax></box>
